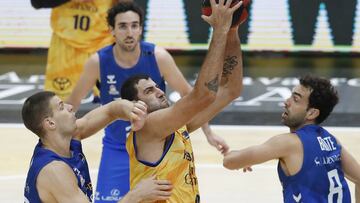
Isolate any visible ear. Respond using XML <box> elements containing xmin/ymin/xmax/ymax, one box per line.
<box><xmin>139</xmin><ymin>25</ymin><xmax>143</xmax><ymax>35</ymax></box>
<box><xmin>42</xmin><ymin>117</ymin><xmax>56</xmax><ymax>131</ymax></box>
<box><xmin>109</xmin><ymin>26</ymin><xmax>115</xmax><ymax>36</ymax></box>
<box><xmin>306</xmin><ymin>108</ymin><xmax>320</xmax><ymax>121</ymax></box>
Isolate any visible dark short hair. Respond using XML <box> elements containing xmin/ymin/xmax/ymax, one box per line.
<box><xmin>107</xmin><ymin>1</ymin><xmax>144</xmax><ymax>28</ymax></box>
<box><xmin>121</xmin><ymin>74</ymin><xmax>150</xmax><ymax>101</ymax></box>
<box><xmin>300</xmin><ymin>75</ymin><xmax>339</xmax><ymax>124</ymax></box>
<box><xmin>21</xmin><ymin>91</ymin><xmax>55</xmax><ymax>137</ymax></box>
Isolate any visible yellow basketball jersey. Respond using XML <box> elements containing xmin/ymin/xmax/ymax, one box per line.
<box><xmin>50</xmin><ymin>0</ymin><xmax>115</xmax><ymax>53</ymax></box>
<box><xmin>127</xmin><ymin>126</ymin><xmax>200</xmax><ymax>203</ymax></box>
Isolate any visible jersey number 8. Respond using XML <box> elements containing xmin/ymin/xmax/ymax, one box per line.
<box><xmin>327</xmin><ymin>169</ymin><xmax>343</xmax><ymax>203</ymax></box>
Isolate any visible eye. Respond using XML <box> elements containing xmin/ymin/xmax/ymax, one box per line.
<box><xmin>293</xmin><ymin>95</ymin><xmax>299</xmax><ymax>102</ymax></box>
<box><xmin>119</xmin><ymin>24</ymin><xmax>127</xmax><ymax>30</ymax></box>
<box><xmin>131</xmin><ymin>23</ymin><xmax>139</xmax><ymax>30</ymax></box>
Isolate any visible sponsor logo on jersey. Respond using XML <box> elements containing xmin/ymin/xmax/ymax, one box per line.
<box><xmin>106</xmin><ymin>75</ymin><xmax>117</xmax><ymax>84</ymax></box>
<box><xmin>52</xmin><ymin>77</ymin><xmax>71</xmax><ymax>91</ymax></box>
<box><xmin>94</xmin><ymin>189</ymin><xmax>123</xmax><ymax>201</ymax></box>
<box><xmin>314</xmin><ymin>154</ymin><xmax>341</xmax><ymax>166</ymax></box>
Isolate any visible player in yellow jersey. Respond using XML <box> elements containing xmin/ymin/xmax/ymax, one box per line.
<box><xmin>31</xmin><ymin>0</ymin><xmax>118</xmax><ymax>100</ymax></box>
<box><xmin>121</xmin><ymin>0</ymin><xmax>245</xmax><ymax>202</ymax></box>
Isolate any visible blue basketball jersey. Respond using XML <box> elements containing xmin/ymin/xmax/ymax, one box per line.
<box><xmin>278</xmin><ymin>124</ymin><xmax>351</xmax><ymax>203</ymax></box>
<box><xmin>24</xmin><ymin>139</ymin><xmax>92</xmax><ymax>203</ymax></box>
<box><xmin>98</xmin><ymin>42</ymin><xmax>165</xmax><ymax>148</ymax></box>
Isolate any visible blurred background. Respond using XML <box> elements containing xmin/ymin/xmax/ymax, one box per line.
<box><xmin>1</xmin><ymin>0</ymin><xmax>360</xmax><ymax>126</ymax></box>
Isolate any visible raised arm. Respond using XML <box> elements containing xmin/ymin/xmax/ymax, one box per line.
<box><xmin>139</xmin><ymin>0</ymin><xmax>241</xmax><ymax>140</ymax></box>
<box><xmin>186</xmin><ymin>24</ymin><xmax>243</xmax><ymax>133</ymax></box>
<box><xmin>155</xmin><ymin>45</ymin><xmax>229</xmax><ymax>153</ymax></box>
<box><xmin>66</xmin><ymin>53</ymin><xmax>100</xmax><ymax>111</ymax></box>
<box><xmin>74</xmin><ymin>99</ymin><xmax>147</xmax><ymax>140</ymax></box>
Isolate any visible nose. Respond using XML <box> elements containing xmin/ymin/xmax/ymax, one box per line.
<box><xmin>284</xmin><ymin>98</ymin><xmax>290</xmax><ymax>107</ymax></box>
<box><xmin>125</xmin><ymin>26</ymin><xmax>136</xmax><ymax>36</ymax></box>
<box><xmin>126</xmin><ymin>27</ymin><xmax>133</xmax><ymax>35</ymax></box>
<box><xmin>155</xmin><ymin>88</ymin><xmax>165</xmax><ymax>98</ymax></box>
<box><xmin>66</xmin><ymin>103</ymin><xmax>74</xmax><ymax>112</ymax></box>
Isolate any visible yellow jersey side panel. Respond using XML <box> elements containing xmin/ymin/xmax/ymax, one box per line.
<box><xmin>127</xmin><ymin>126</ymin><xmax>200</xmax><ymax>203</ymax></box>
<box><xmin>43</xmin><ymin>34</ymin><xmax>91</xmax><ymax>99</ymax></box>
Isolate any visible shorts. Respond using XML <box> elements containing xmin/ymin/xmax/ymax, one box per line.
<box><xmin>94</xmin><ymin>145</ymin><xmax>130</xmax><ymax>203</ymax></box>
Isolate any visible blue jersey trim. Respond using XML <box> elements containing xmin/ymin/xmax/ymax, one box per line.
<box><xmin>133</xmin><ymin>132</ymin><xmax>175</xmax><ymax>167</ymax></box>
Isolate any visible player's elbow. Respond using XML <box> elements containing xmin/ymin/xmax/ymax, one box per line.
<box><xmin>223</xmin><ymin>158</ymin><xmax>236</xmax><ymax>170</ymax></box>
<box><xmin>223</xmin><ymin>154</ymin><xmax>238</xmax><ymax>170</ymax></box>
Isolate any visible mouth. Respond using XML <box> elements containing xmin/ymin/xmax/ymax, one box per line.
<box><xmin>124</xmin><ymin>39</ymin><xmax>135</xmax><ymax>44</ymax></box>
<box><xmin>160</xmin><ymin>97</ymin><xmax>169</xmax><ymax>104</ymax></box>
<box><xmin>282</xmin><ymin>111</ymin><xmax>288</xmax><ymax>119</ymax></box>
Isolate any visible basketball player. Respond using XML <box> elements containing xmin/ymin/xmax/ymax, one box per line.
<box><xmin>223</xmin><ymin>75</ymin><xmax>360</xmax><ymax>202</ymax></box>
<box><xmin>66</xmin><ymin>1</ymin><xmax>229</xmax><ymax>201</ymax></box>
<box><xmin>120</xmin><ymin>0</ymin><xmax>244</xmax><ymax>201</ymax></box>
<box><xmin>31</xmin><ymin>0</ymin><xmax>118</xmax><ymax>100</ymax></box>
<box><xmin>23</xmin><ymin>91</ymin><xmax>173</xmax><ymax>203</ymax></box>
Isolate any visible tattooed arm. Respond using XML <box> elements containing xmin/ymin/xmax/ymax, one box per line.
<box><xmin>187</xmin><ymin>28</ymin><xmax>243</xmax><ymax>133</ymax></box>
<box><xmin>135</xmin><ymin>0</ymin><xmax>241</xmax><ymax>141</ymax></box>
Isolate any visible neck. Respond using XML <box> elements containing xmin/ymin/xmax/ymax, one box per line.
<box><xmin>113</xmin><ymin>43</ymin><xmax>141</xmax><ymax>68</ymax></box>
<box><xmin>289</xmin><ymin>121</ymin><xmax>316</xmax><ymax>133</ymax></box>
<box><xmin>41</xmin><ymin>132</ymin><xmax>72</xmax><ymax>158</ymax></box>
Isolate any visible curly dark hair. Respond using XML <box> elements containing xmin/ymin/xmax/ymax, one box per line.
<box><xmin>300</xmin><ymin>75</ymin><xmax>339</xmax><ymax>124</ymax></box>
<box><xmin>121</xmin><ymin>74</ymin><xmax>151</xmax><ymax>101</ymax></box>
<box><xmin>107</xmin><ymin>1</ymin><xmax>144</xmax><ymax>28</ymax></box>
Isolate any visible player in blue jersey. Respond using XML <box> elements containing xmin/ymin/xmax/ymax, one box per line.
<box><xmin>66</xmin><ymin>1</ymin><xmax>229</xmax><ymax>202</ymax></box>
<box><xmin>23</xmin><ymin>91</ymin><xmax>172</xmax><ymax>203</ymax></box>
<box><xmin>223</xmin><ymin>75</ymin><xmax>360</xmax><ymax>202</ymax></box>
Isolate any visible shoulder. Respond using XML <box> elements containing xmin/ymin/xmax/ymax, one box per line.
<box><xmin>86</xmin><ymin>53</ymin><xmax>100</xmax><ymax>64</ymax></box>
<box><xmin>39</xmin><ymin>160</ymin><xmax>72</xmax><ymax>175</ymax></box>
<box><xmin>268</xmin><ymin>133</ymin><xmax>301</xmax><ymax>148</ymax></box>
<box><xmin>154</xmin><ymin>46</ymin><xmax>175</xmax><ymax>67</ymax></box>
<box><xmin>37</xmin><ymin>160</ymin><xmax>75</xmax><ymax>187</ymax></box>
<box><xmin>154</xmin><ymin>46</ymin><xmax>170</xmax><ymax>57</ymax></box>
<box><xmin>84</xmin><ymin>53</ymin><xmax>100</xmax><ymax>71</ymax></box>
<box><xmin>36</xmin><ymin>160</ymin><xmax>85</xmax><ymax>202</ymax></box>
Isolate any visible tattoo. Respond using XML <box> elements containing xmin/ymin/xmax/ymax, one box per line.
<box><xmin>205</xmin><ymin>74</ymin><xmax>219</xmax><ymax>92</ymax></box>
<box><xmin>222</xmin><ymin>56</ymin><xmax>238</xmax><ymax>84</ymax></box>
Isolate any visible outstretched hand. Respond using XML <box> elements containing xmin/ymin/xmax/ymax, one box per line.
<box><xmin>129</xmin><ymin>101</ymin><xmax>147</xmax><ymax>131</ymax></box>
<box><xmin>133</xmin><ymin>176</ymin><xmax>173</xmax><ymax>202</ymax></box>
<box><xmin>206</xmin><ymin>132</ymin><xmax>229</xmax><ymax>154</ymax></box>
<box><xmin>201</xmin><ymin>0</ymin><xmax>243</xmax><ymax>33</ymax></box>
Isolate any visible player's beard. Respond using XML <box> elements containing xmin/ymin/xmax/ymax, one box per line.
<box><xmin>147</xmin><ymin>98</ymin><xmax>170</xmax><ymax>113</ymax></box>
<box><xmin>281</xmin><ymin>110</ymin><xmax>306</xmax><ymax>131</ymax></box>
<box><xmin>119</xmin><ymin>36</ymin><xmax>140</xmax><ymax>52</ymax></box>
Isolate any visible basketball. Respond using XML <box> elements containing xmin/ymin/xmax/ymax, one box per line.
<box><xmin>202</xmin><ymin>0</ymin><xmax>251</xmax><ymax>27</ymax></box>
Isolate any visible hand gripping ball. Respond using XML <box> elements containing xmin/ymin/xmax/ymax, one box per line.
<box><xmin>202</xmin><ymin>0</ymin><xmax>251</xmax><ymax>27</ymax></box>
